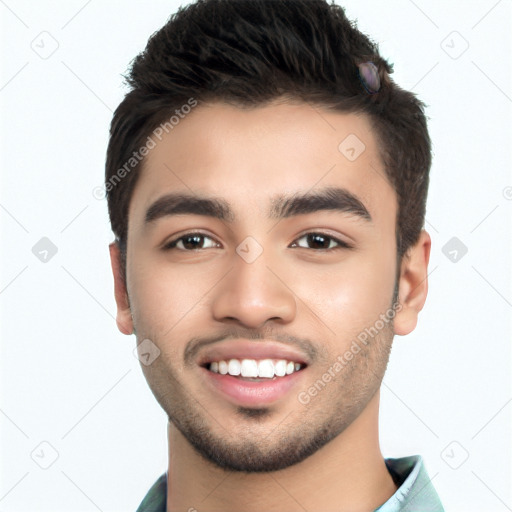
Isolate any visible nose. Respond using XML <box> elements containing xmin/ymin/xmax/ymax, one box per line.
<box><xmin>211</xmin><ymin>250</ymin><xmax>297</xmax><ymax>329</ymax></box>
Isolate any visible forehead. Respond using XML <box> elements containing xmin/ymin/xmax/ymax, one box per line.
<box><xmin>129</xmin><ymin>101</ymin><xmax>396</xmax><ymax>227</ymax></box>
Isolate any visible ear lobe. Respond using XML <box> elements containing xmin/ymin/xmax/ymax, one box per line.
<box><xmin>393</xmin><ymin>230</ymin><xmax>431</xmax><ymax>336</ymax></box>
<box><xmin>109</xmin><ymin>242</ymin><xmax>134</xmax><ymax>335</ymax></box>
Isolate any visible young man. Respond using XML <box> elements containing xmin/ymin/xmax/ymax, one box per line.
<box><xmin>106</xmin><ymin>1</ymin><xmax>444</xmax><ymax>510</ymax></box>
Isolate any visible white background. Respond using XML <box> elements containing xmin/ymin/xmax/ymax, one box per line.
<box><xmin>1</xmin><ymin>0</ymin><xmax>511</xmax><ymax>510</ymax></box>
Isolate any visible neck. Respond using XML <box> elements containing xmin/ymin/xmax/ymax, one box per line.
<box><xmin>166</xmin><ymin>390</ymin><xmax>397</xmax><ymax>512</ymax></box>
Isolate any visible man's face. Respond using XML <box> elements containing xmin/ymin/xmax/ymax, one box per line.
<box><xmin>121</xmin><ymin>102</ymin><xmax>399</xmax><ymax>472</ymax></box>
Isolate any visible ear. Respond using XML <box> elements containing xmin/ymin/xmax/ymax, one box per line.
<box><xmin>393</xmin><ymin>230</ymin><xmax>431</xmax><ymax>336</ymax></box>
<box><xmin>109</xmin><ymin>242</ymin><xmax>134</xmax><ymax>336</ymax></box>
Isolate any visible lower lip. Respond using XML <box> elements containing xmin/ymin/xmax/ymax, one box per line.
<box><xmin>200</xmin><ymin>367</ymin><xmax>306</xmax><ymax>406</ymax></box>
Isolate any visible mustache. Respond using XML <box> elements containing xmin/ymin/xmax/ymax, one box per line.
<box><xmin>184</xmin><ymin>326</ymin><xmax>320</xmax><ymax>367</ymax></box>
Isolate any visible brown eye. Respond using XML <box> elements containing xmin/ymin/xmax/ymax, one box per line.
<box><xmin>292</xmin><ymin>232</ymin><xmax>350</xmax><ymax>250</ymax></box>
<box><xmin>306</xmin><ymin>233</ymin><xmax>331</xmax><ymax>249</ymax></box>
<box><xmin>164</xmin><ymin>233</ymin><xmax>218</xmax><ymax>250</ymax></box>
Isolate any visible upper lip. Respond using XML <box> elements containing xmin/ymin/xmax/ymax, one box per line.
<box><xmin>197</xmin><ymin>339</ymin><xmax>310</xmax><ymax>367</ymax></box>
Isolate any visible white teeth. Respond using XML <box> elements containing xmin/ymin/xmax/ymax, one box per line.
<box><xmin>228</xmin><ymin>359</ymin><xmax>241</xmax><ymax>376</ymax></box>
<box><xmin>274</xmin><ymin>360</ymin><xmax>286</xmax><ymax>377</ymax></box>
<box><xmin>258</xmin><ymin>359</ymin><xmax>274</xmax><ymax>378</ymax></box>
<box><xmin>240</xmin><ymin>359</ymin><xmax>259</xmax><ymax>378</ymax></box>
<box><xmin>208</xmin><ymin>358</ymin><xmax>304</xmax><ymax>379</ymax></box>
<box><xmin>218</xmin><ymin>361</ymin><xmax>228</xmax><ymax>375</ymax></box>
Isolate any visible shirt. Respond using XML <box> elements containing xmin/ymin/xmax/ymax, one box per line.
<box><xmin>136</xmin><ymin>454</ymin><xmax>445</xmax><ymax>512</ymax></box>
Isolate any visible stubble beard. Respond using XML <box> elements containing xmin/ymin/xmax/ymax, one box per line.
<box><xmin>147</xmin><ymin>321</ymin><xmax>394</xmax><ymax>473</ymax></box>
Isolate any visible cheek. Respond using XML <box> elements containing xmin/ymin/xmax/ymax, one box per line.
<box><xmin>294</xmin><ymin>247</ymin><xmax>396</xmax><ymax>339</ymax></box>
<box><xmin>128</xmin><ymin>256</ymin><xmax>215</xmax><ymax>335</ymax></box>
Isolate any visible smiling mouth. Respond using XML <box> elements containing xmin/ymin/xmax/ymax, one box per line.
<box><xmin>202</xmin><ymin>358</ymin><xmax>307</xmax><ymax>380</ymax></box>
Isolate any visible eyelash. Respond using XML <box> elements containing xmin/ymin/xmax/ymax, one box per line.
<box><xmin>162</xmin><ymin>231</ymin><xmax>352</xmax><ymax>251</ymax></box>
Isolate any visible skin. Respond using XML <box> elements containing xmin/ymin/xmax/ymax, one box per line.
<box><xmin>109</xmin><ymin>101</ymin><xmax>431</xmax><ymax>512</ymax></box>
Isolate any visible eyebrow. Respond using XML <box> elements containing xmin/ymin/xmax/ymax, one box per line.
<box><xmin>144</xmin><ymin>186</ymin><xmax>372</xmax><ymax>226</ymax></box>
<box><xmin>269</xmin><ymin>187</ymin><xmax>372</xmax><ymax>221</ymax></box>
<box><xmin>145</xmin><ymin>193</ymin><xmax>234</xmax><ymax>224</ymax></box>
